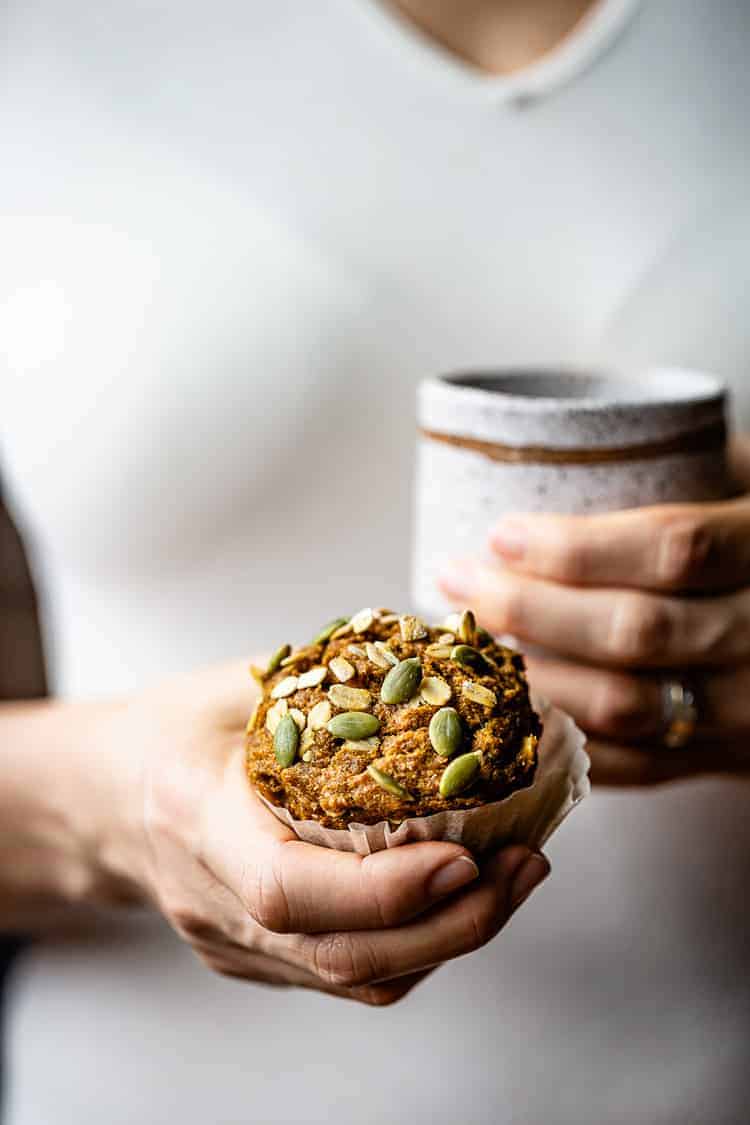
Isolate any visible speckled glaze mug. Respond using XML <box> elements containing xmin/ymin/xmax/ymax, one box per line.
<box><xmin>412</xmin><ymin>368</ymin><xmax>732</xmax><ymax>619</ymax></box>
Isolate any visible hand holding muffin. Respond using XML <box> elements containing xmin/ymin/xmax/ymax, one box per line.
<box><xmin>101</xmin><ymin>656</ymin><xmax>550</xmax><ymax>1006</ymax></box>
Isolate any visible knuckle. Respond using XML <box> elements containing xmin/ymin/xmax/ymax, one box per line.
<box><xmin>551</xmin><ymin>532</ymin><xmax>588</xmax><ymax>584</ymax></box>
<box><xmin>244</xmin><ymin>853</ymin><xmax>293</xmax><ymax>934</ymax></box>
<box><xmin>590</xmin><ymin>676</ymin><xmax>648</xmax><ymax>734</ymax></box>
<box><xmin>656</xmin><ymin>516</ymin><xmax>714</xmax><ymax>588</ymax></box>
<box><xmin>605</xmin><ymin>595</ymin><xmax>671</xmax><ymax>664</ymax></box>
<box><xmin>464</xmin><ymin>900</ymin><xmax>500</xmax><ymax>953</ymax></box>
<box><xmin>691</xmin><ymin>599</ymin><xmax>740</xmax><ymax>660</ymax></box>
<box><xmin>170</xmin><ymin>907</ymin><xmax>224</xmax><ymax>944</ymax></box>
<box><xmin>311</xmin><ymin>933</ymin><xmax>380</xmax><ymax>988</ymax></box>
<box><xmin>360</xmin><ymin>866</ymin><xmax>404</xmax><ymax>928</ymax></box>
<box><xmin>494</xmin><ymin>580</ymin><xmax>525</xmax><ymax>635</ymax></box>
<box><xmin>55</xmin><ymin>862</ymin><xmax>103</xmax><ymax>908</ymax></box>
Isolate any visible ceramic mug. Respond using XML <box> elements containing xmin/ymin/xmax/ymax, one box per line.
<box><xmin>412</xmin><ymin>367</ymin><xmax>732</xmax><ymax>619</ymax></box>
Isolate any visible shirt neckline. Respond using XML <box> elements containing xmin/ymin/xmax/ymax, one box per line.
<box><xmin>354</xmin><ymin>0</ymin><xmax>643</xmax><ymax>104</ymax></box>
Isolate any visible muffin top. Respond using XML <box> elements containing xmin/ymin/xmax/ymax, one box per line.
<box><xmin>245</xmin><ymin>608</ymin><xmax>540</xmax><ymax>829</ymax></box>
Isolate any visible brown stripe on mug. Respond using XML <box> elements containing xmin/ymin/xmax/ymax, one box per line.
<box><xmin>419</xmin><ymin>418</ymin><xmax>726</xmax><ymax>466</ymax></box>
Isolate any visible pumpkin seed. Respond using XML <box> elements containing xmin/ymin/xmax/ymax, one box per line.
<box><xmin>297</xmin><ymin>666</ymin><xmax>327</xmax><ymax>690</ymax></box>
<box><xmin>438</xmin><ymin>633</ymin><xmax>455</xmax><ymax>645</ymax></box>
<box><xmin>274</xmin><ymin>714</ymin><xmax>299</xmax><ymax>768</ymax></box>
<box><xmin>271</xmin><ymin>675</ymin><xmax>299</xmax><ymax>699</ymax></box>
<box><xmin>439</xmin><ymin>751</ymin><xmax>482</xmax><ymax>797</ymax></box>
<box><xmin>301</xmin><ymin>750</ymin><xmax>314</xmax><ymax>763</ymax></box>
<box><xmin>462</xmin><ymin>681</ymin><xmax>497</xmax><ymax>708</ymax></box>
<box><xmin>450</xmin><ymin>644</ymin><xmax>487</xmax><ymax>671</ymax></box>
<box><xmin>429</xmin><ymin>707</ymin><xmax>463</xmax><ymax>758</ymax></box>
<box><xmin>425</xmin><ymin>643</ymin><xmax>452</xmax><ymax>660</ymax></box>
<box><xmin>312</xmin><ymin>617</ymin><xmax>349</xmax><ymax>644</ymax></box>
<box><xmin>329</xmin><ymin>656</ymin><xmax>355</xmax><ymax>682</ymax></box>
<box><xmin>265</xmin><ymin>698</ymin><xmax>288</xmax><ymax>734</ymax></box>
<box><xmin>367</xmin><ymin>764</ymin><xmax>412</xmax><ymax>799</ymax></box>
<box><xmin>458</xmin><ymin>610</ymin><xmax>477</xmax><ymax>645</ymax></box>
<box><xmin>267</xmin><ymin>643</ymin><xmax>292</xmax><ymax>674</ymax></box>
<box><xmin>381</xmin><ymin>657</ymin><xmax>422</xmax><ymax>704</ymax></box>
<box><xmin>327</xmin><ymin>712</ymin><xmax>381</xmax><ymax>740</ymax></box>
<box><xmin>307</xmin><ymin>700</ymin><xmax>332</xmax><ymax>729</ymax></box>
<box><xmin>330</xmin><ymin>621</ymin><xmax>354</xmax><ymax>640</ymax></box>
<box><xmin>399</xmin><ymin>614</ymin><xmax>428</xmax><ymax>642</ymax></box>
<box><xmin>300</xmin><ymin>726</ymin><xmax>315</xmax><ymax>751</ymax></box>
<box><xmin>366</xmin><ymin>641</ymin><xmax>392</xmax><ymax>669</ymax></box>
<box><xmin>346</xmin><ymin>644</ymin><xmax>366</xmax><ymax>658</ymax></box>
<box><xmin>420</xmin><ymin>676</ymin><xmax>452</xmax><ymax>706</ymax></box>
<box><xmin>476</xmin><ymin>626</ymin><xmax>494</xmax><ymax>648</ymax></box>
<box><xmin>246</xmin><ymin>699</ymin><xmax>261</xmax><ymax>734</ymax></box>
<box><xmin>328</xmin><ymin>684</ymin><xmax>372</xmax><ymax>711</ymax></box>
<box><xmin>351</xmin><ymin>607</ymin><xmax>375</xmax><ymax>633</ymax></box>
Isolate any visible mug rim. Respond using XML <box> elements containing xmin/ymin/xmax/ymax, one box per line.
<box><xmin>430</xmin><ymin>366</ymin><xmax>726</xmax><ymax>413</ymax></box>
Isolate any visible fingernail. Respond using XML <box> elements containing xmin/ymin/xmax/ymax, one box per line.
<box><xmin>428</xmin><ymin>855</ymin><xmax>480</xmax><ymax>898</ymax></box>
<box><xmin>437</xmin><ymin>560</ymin><xmax>475</xmax><ymax>601</ymax></box>
<box><xmin>509</xmin><ymin>854</ymin><xmax>549</xmax><ymax>910</ymax></box>
<box><xmin>490</xmin><ymin>520</ymin><xmax>527</xmax><ymax>560</ymax></box>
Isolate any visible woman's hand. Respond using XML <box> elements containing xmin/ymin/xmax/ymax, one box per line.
<box><xmin>3</xmin><ymin>662</ymin><xmax>547</xmax><ymax>1004</ymax></box>
<box><xmin>439</xmin><ymin>495</ymin><xmax>750</xmax><ymax>786</ymax></box>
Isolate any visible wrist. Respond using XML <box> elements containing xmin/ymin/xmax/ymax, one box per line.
<box><xmin>0</xmin><ymin>697</ymin><xmax>149</xmax><ymax>923</ymax></box>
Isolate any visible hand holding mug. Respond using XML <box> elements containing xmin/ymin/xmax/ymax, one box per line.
<box><xmin>440</xmin><ymin>491</ymin><xmax>750</xmax><ymax>785</ymax></box>
<box><xmin>416</xmin><ymin>366</ymin><xmax>739</xmax><ymax>786</ymax></box>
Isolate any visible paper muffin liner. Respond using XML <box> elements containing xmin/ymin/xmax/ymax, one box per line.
<box><xmin>259</xmin><ymin>695</ymin><xmax>590</xmax><ymax>855</ymax></box>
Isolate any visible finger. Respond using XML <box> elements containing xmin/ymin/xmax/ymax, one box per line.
<box><xmin>196</xmin><ymin>940</ymin><xmax>433</xmax><ymax>1005</ymax></box>
<box><xmin>346</xmin><ymin>969</ymin><xmax>433</xmax><ymax>1007</ymax></box>
<box><xmin>728</xmin><ymin>434</ymin><xmax>750</xmax><ymax>492</ymax></box>
<box><xmin>439</xmin><ymin>561</ymin><xmax>750</xmax><ymax>668</ymax></box>
<box><xmin>194</xmin><ymin>944</ymin><xmax>328</xmax><ymax>989</ymax></box>
<box><xmin>205</xmin><ymin>752</ymin><xmax>481</xmax><ymax>935</ymax></box>
<box><xmin>525</xmin><ymin>657</ymin><xmax>663</xmax><ymax>740</ymax></box>
<box><xmin>586</xmin><ymin>737</ymin><xmax>750</xmax><ymax>787</ymax></box>
<box><xmin>279</xmin><ymin>847</ymin><xmax>549</xmax><ymax>988</ymax></box>
<box><xmin>487</xmin><ymin>498</ymin><xmax>750</xmax><ymax>593</ymax></box>
<box><xmin>585</xmin><ymin>740</ymin><xmax>706</xmax><ymax>787</ymax></box>
<box><xmin>528</xmin><ymin>656</ymin><xmax>750</xmax><ymax>744</ymax></box>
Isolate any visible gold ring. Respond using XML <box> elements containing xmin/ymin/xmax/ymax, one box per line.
<box><xmin>661</xmin><ymin>679</ymin><xmax>698</xmax><ymax>749</ymax></box>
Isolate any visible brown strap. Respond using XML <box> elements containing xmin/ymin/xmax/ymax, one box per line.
<box><xmin>419</xmin><ymin>418</ymin><xmax>726</xmax><ymax>466</ymax></box>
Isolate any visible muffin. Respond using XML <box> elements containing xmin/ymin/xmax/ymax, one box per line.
<box><xmin>246</xmin><ymin>608</ymin><xmax>541</xmax><ymax>830</ymax></box>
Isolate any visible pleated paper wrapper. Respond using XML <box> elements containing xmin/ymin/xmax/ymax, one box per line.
<box><xmin>259</xmin><ymin>695</ymin><xmax>590</xmax><ymax>856</ymax></box>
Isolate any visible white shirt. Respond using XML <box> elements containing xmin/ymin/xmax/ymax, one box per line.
<box><xmin>1</xmin><ymin>2</ymin><xmax>749</xmax><ymax>1122</ymax></box>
